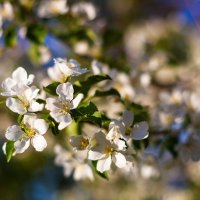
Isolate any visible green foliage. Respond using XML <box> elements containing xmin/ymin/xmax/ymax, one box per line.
<box><xmin>94</xmin><ymin>88</ymin><xmax>121</xmax><ymax>98</ymax></box>
<box><xmin>43</xmin><ymin>82</ymin><xmax>60</xmax><ymax>96</ymax></box>
<box><xmin>4</xmin><ymin>25</ymin><xmax>17</xmax><ymax>47</ymax></box>
<box><xmin>128</xmin><ymin>102</ymin><xmax>149</xmax><ymax>123</ymax></box>
<box><xmin>27</xmin><ymin>23</ymin><xmax>47</xmax><ymax>44</ymax></box>
<box><xmin>4</xmin><ymin>141</ymin><xmax>15</xmax><ymax>162</ymax></box>
<box><xmin>73</xmin><ymin>74</ymin><xmax>111</xmax><ymax>96</ymax></box>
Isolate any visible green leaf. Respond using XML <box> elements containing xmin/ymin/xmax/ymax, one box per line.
<box><xmin>43</xmin><ymin>82</ymin><xmax>60</xmax><ymax>96</ymax></box>
<box><xmin>27</xmin><ymin>23</ymin><xmax>47</xmax><ymax>44</ymax></box>
<box><xmin>94</xmin><ymin>89</ymin><xmax>121</xmax><ymax>98</ymax></box>
<box><xmin>74</xmin><ymin>74</ymin><xmax>111</xmax><ymax>96</ymax></box>
<box><xmin>128</xmin><ymin>102</ymin><xmax>149</xmax><ymax>123</ymax></box>
<box><xmin>5</xmin><ymin>141</ymin><xmax>15</xmax><ymax>162</ymax></box>
<box><xmin>92</xmin><ymin>161</ymin><xmax>109</xmax><ymax>180</ymax></box>
<box><xmin>4</xmin><ymin>25</ymin><xmax>17</xmax><ymax>47</ymax></box>
<box><xmin>132</xmin><ymin>138</ymin><xmax>149</xmax><ymax>151</ymax></box>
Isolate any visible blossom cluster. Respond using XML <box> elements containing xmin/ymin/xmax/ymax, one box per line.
<box><xmin>1</xmin><ymin>58</ymin><xmax>149</xmax><ymax>181</ymax></box>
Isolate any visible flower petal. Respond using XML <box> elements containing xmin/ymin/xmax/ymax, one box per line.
<box><xmin>33</xmin><ymin>119</ymin><xmax>49</xmax><ymax>135</ymax></box>
<box><xmin>70</xmin><ymin>93</ymin><xmax>84</xmax><ymax>109</ymax></box>
<box><xmin>14</xmin><ymin>139</ymin><xmax>30</xmax><ymax>154</ymax></box>
<box><xmin>112</xmin><ymin>152</ymin><xmax>126</xmax><ymax>168</ymax></box>
<box><xmin>31</xmin><ymin>134</ymin><xmax>47</xmax><ymax>151</ymax></box>
<box><xmin>6</xmin><ymin>97</ymin><xmax>26</xmax><ymax>114</ymax></box>
<box><xmin>5</xmin><ymin>125</ymin><xmax>23</xmax><ymax>141</ymax></box>
<box><xmin>122</xmin><ymin>110</ymin><xmax>134</xmax><ymax>127</ymax></box>
<box><xmin>97</xmin><ymin>156</ymin><xmax>112</xmax><ymax>173</ymax></box>
<box><xmin>88</xmin><ymin>150</ymin><xmax>104</xmax><ymax>160</ymax></box>
<box><xmin>56</xmin><ymin>82</ymin><xmax>74</xmax><ymax>100</ymax></box>
<box><xmin>131</xmin><ymin>121</ymin><xmax>149</xmax><ymax>140</ymax></box>
<box><xmin>28</xmin><ymin>101</ymin><xmax>44</xmax><ymax>112</ymax></box>
<box><xmin>74</xmin><ymin>164</ymin><xmax>94</xmax><ymax>181</ymax></box>
<box><xmin>12</xmin><ymin>67</ymin><xmax>27</xmax><ymax>82</ymax></box>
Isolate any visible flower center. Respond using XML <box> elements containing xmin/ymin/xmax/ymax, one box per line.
<box><xmin>125</xmin><ymin>127</ymin><xmax>132</xmax><ymax>136</ymax></box>
<box><xmin>18</xmin><ymin>96</ymin><xmax>29</xmax><ymax>108</ymax></box>
<box><xmin>80</xmin><ymin>138</ymin><xmax>89</xmax><ymax>150</ymax></box>
<box><xmin>59</xmin><ymin>101</ymin><xmax>70</xmax><ymax>114</ymax></box>
<box><xmin>104</xmin><ymin>146</ymin><xmax>114</xmax><ymax>155</ymax></box>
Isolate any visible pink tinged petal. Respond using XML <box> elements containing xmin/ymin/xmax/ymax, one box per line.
<box><xmin>74</xmin><ymin>164</ymin><xmax>94</xmax><ymax>181</ymax></box>
<box><xmin>33</xmin><ymin>119</ymin><xmax>49</xmax><ymax>135</ymax></box>
<box><xmin>97</xmin><ymin>156</ymin><xmax>112</xmax><ymax>173</ymax></box>
<box><xmin>31</xmin><ymin>134</ymin><xmax>47</xmax><ymax>151</ymax></box>
<box><xmin>122</xmin><ymin>110</ymin><xmax>134</xmax><ymax>127</ymax></box>
<box><xmin>112</xmin><ymin>152</ymin><xmax>126</xmax><ymax>168</ymax></box>
<box><xmin>88</xmin><ymin>150</ymin><xmax>104</xmax><ymax>160</ymax></box>
<box><xmin>14</xmin><ymin>139</ymin><xmax>30</xmax><ymax>154</ymax></box>
<box><xmin>56</xmin><ymin>82</ymin><xmax>74</xmax><ymax>100</ymax></box>
<box><xmin>5</xmin><ymin>125</ymin><xmax>23</xmax><ymax>141</ymax></box>
<box><xmin>6</xmin><ymin>97</ymin><xmax>26</xmax><ymax>114</ymax></box>
<box><xmin>131</xmin><ymin>121</ymin><xmax>149</xmax><ymax>140</ymax></box>
<box><xmin>28</xmin><ymin>101</ymin><xmax>44</xmax><ymax>112</ymax></box>
<box><xmin>70</xmin><ymin>93</ymin><xmax>84</xmax><ymax>109</ymax></box>
<box><xmin>12</xmin><ymin>67</ymin><xmax>28</xmax><ymax>83</ymax></box>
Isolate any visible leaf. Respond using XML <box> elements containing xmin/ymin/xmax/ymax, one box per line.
<box><xmin>27</xmin><ymin>23</ymin><xmax>47</xmax><ymax>44</ymax></box>
<box><xmin>5</xmin><ymin>141</ymin><xmax>15</xmax><ymax>162</ymax></box>
<box><xmin>132</xmin><ymin>138</ymin><xmax>149</xmax><ymax>151</ymax></box>
<box><xmin>43</xmin><ymin>82</ymin><xmax>60</xmax><ymax>96</ymax></box>
<box><xmin>128</xmin><ymin>102</ymin><xmax>149</xmax><ymax>123</ymax></box>
<box><xmin>4</xmin><ymin>25</ymin><xmax>17</xmax><ymax>47</ymax></box>
<box><xmin>74</xmin><ymin>74</ymin><xmax>111</xmax><ymax>96</ymax></box>
<box><xmin>92</xmin><ymin>161</ymin><xmax>109</xmax><ymax>180</ymax></box>
<box><xmin>71</xmin><ymin>101</ymin><xmax>108</xmax><ymax>127</ymax></box>
<box><xmin>94</xmin><ymin>89</ymin><xmax>121</xmax><ymax>98</ymax></box>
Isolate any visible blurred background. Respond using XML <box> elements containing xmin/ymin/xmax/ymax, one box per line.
<box><xmin>1</xmin><ymin>0</ymin><xmax>200</xmax><ymax>200</ymax></box>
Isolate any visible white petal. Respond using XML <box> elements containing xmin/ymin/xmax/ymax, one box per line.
<box><xmin>109</xmin><ymin>120</ymin><xmax>125</xmax><ymax>135</ymax></box>
<box><xmin>112</xmin><ymin>152</ymin><xmax>126</xmax><ymax>168</ymax></box>
<box><xmin>27</xmin><ymin>74</ymin><xmax>35</xmax><ymax>85</ymax></box>
<box><xmin>31</xmin><ymin>134</ymin><xmax>47</xmax><ymax>151</ymax></box>
<box><xmin>122</xmin><ymin>111</ymin><xmax>134</xmax><ymax>127</ymax></box>
<box><xmin>47</xmin><ymin>65</ymin><xmax>63</xmax><ymax>82</ymax></box>
<box><xmin>23</xmin><ymin>114</ymin><xmax>37</xmax><ymax>127</ymax></box>
<box><xmin>12</xmin><ymin>67</ymin><xmax>27</xmax><ymax>83</ymax></box>
<box><xmin>28</xmin><ymin>101</ymin><xmax>44</xmax><ymax>112</ymax></box>
<box><xmin>56</xmin><ymin>82</ymin><xmax>74</xmax><ymax>100</ymax></box>
<box><xmin>70</xmin><ymin>93</ymin><xmax>84</xmax><ymax>109</ymax></box>
<box><xmin>24</xmin><ymin>86</ymin><xmax>39</xmax><ymax>100</ymax></box>
<box><xmin>97</xmin><ymin>156</ymin><xmax>112</xmax><ymax>173</ymax></box>
<box><xmin>1</xmin><ymin>78</ymin><xmax>16</xmax><ymax>96</ymax></box>
<box><xmin>131</xmin><ymin>121</ymin><xmax>149</xmax><ymax>140</ymax></box>
<box><xmin>33</xmin><ymin>119</ymin><xmax>49</xmax><ymax>135</ymax></box>
<box><xmin>14</xmin><ymin>139</ymin><xmax>30</xmax><ymax>154</ymax></box>
<box><xmin>88</xmin><ymin>150</ymin><xmax>104</xmax><ymax>160</ymax></box>
<box><xmin>74</xmin><ymin>164</ymin><xmax>94</xmax><ymax>181</ymax></box>
<box><xmin>56</xmin><ymin>113</ymin><xmax>72</xmax><ymax>130</ymax></box>
<box><xmin>45</xmin><ymin>98</ymin><xmax>57</xmax><ymax>111</ymax></box>
<box><xmin>6</xmin><ymin>97</ymin><xmax>26</xmax><ymax>114</ymax></box>
<box><xmin>5</xmin><ymin>125</ymin><xmax>23</xmax><ymax>141</ymax></box>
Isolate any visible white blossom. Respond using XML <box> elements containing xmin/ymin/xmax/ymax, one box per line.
<box><xmin>6</xmin><ymin>86</ymin><xmax>44</xmax><ymax>114</ymax></box>
<box><xmin>5</xmin><ymin>114</ymin><xmax>49</xmax><ymax>153</ymax></box>
<box><xmin>88</xmin><ymin>131</ymin><xmax>127</xmax><ymax>173</ymax></box>
<box><xmin>38</xmin><ymin>0</ymin><xmax>69</xmax><ymax>18</ymax></box>
<box><xmin>1</xmin><ymin>67</ymin><xmax>35</xmax><ymax>97</ymax></box>
<box><xmin>54</xmin><ymin>145</ymin><xmax>94</xmax><ymax>181</ymax></box>
<box><xmin>47</xmin><ymin>58</ymin><xmax>88</xmax><ymax>82</ymax></box>
<box><xmin>69</xmin><ymin>135</ymin><xmax>90</xmax><ymax>151</ymax></box>
<box><xmin>45</xmin><ymin>82</ymin><xmax>83</xmax><ymax>130</ymax></box>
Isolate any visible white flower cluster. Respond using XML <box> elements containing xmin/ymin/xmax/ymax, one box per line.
<box><xmin>1</xmin><ymin>67</ymin><xmax>48</xmax><ymax>153</ymax></box>
<box><xmin>1</xmin><ymin>58</ymin><xmax>149</xmax><ymax>181</ymax></box>
<box><xmin>68</xmin><ymin>111</ymin><xmax>149</xmax><ymax>174</ymax></box>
